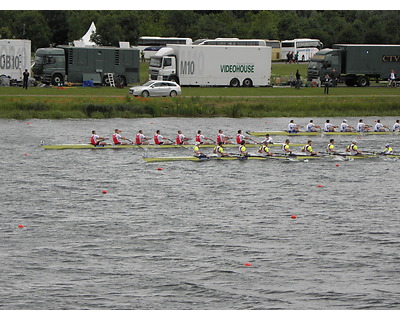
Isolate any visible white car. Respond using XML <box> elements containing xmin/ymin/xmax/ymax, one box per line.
<box><xmin>128</xmin><ymin>80</ymin><xmax>181</xmax><ymax>97</ymax></box>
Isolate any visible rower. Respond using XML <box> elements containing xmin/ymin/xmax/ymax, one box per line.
<box><xmin>356</xmin><ymin>119</ymin><xmax>370</xmax><ymax>132</ymax></box>
<box><xmin>382</xmin><ymin>143</ymin><xmax>394</xmax><ymax>155</ymax></box>
<box><xmin>301</xmin><ymin>140</ymin><xmax>318</xmax><ymax>155</ymax></box>
<box><xmin>305</xmin><ymin>120</ymin><xmax>320</xmax><ymax>132</ymax></box>
<box><xmin>193</xmin><ymin>142</ymin><xmax>207</xmax><ymax>158</ymax></box>
<box><xmin>195</xmin><ymin>130</ymin><xmax>210</xmax><ymax>145</ymax></box>
<box><xmin>213</xmin><ymin>141</ymin><xmax>229</xmax><ymax>157</ymax></box>
<box><xmin>326</xmin><ymin>139</ymin><xmax>336</xmax><ymax>154</ymax></box>
<box><xmin>288</xmin><ymin>120</ymin><xmax>301</xmax><ymax>133</ymax></box>
<box><xmin>392</xmin><ymin>120</ymin><xmax>400</xmax><ymax>132</ymax></box>
<box><xmin>90</xmin><ymin>130</ymin><xmax>107</xmax><ymax>146</ymax></box>
<box><xmin>282</xmin><ymin>139</ymin><xmax>292</xmax><ymax>154</ymax></box>
<box><xmin>176</xmin><ymin>130</ymin><xmax>190</xmax><ymax>145</ymax></box>
<box><xmin>340</xmin><ymin>119</ymin><xmax>353</xmax><ymax>132</ymax></box>
<box><xmin>324</xmin><ymin>119</ymin><xmax>337</xmax><ymax>132</ymax></box>
<box><xmin>258</xmin><ymin>141</ymin><xmax>273</xmax><ymax>156</ymax></box>
<box><xmin>374</xmin><ymin>119</ymin><xmax>388</xmax><ymax>132</ymax></box>
<box><xmin>345</xmin><ymin>140</ymin><xmax>362</xmax><ymax>155</ymax></box>
<box><xmin>135</xmin><ymin>130</ymin><xmax>150</xmax><ymax>145</ymax></box>
<box><xmin>236</xmin><ymin>130</ymin><xmax>249</xmax><ymax>144</ymax></box>
<box><xmin>154</xmin><ymin>130</ymin><xmax>171</xmax><ymax>145</ymax></box>
<box><xmin>261</xmin><ymin>134</ymin><xmax>274</xmax><ymax>145</ymax></box>
<box><xmin>216</xmin><ymin>129</ymin><xmax>232</xmax><ymax>144</ymax></box>
<box><xmin>112</xmin><ymin>129</ymin><xmax>128</xmax><ymax>145</ymax></box>
<box><xmin>238</xmin><ymin>140</ymin><xmax>249</xmax><ymax>157</ymax></box>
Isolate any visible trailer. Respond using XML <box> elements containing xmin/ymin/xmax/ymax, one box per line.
<box><xmin>149</xmin><ymin>44</ymin><xmax>271</xmax><ymax>87</ymax></box>
<box><xmin>0</xmin><ymin>39</ymin><xmax>31</xmax><ymax>84</ymax></box>
<box><xmin>32</xmin><ymin>45</ymin><xmax>140</xmax><ymax>86</ymax></box>
<box><xmin>307</xmin><ymin>44</ymin><xmax>400</xmax><ymax>87</ymax></box>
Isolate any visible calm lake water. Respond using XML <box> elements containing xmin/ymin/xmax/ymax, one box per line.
<box><xmin>1</xmin><ymin>117</ymin><xmax>399</xmax><ymax>310</ymax></box>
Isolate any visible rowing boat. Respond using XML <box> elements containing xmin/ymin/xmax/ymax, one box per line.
<box><xmin>246</xmin><ymin>130</ymin><xmax>397</xmax><ymax>137</ymax></box>
<box><xmin>40</xmin><ymin>142</ymin><xmax>305</xmax><ymax>150</ymax></box>
<box><xmin>142</xmin><ymin>153</ymin><xmax>400</xmax><ymax>162</ymax></box>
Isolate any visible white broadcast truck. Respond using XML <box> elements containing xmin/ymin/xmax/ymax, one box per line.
<box><xmin>149</xmin><ymin>44</ymin><xmax>271</xmax><ymax>87</ymax></box>
<box><xmin>0</xmin><ymin>39</ymin><xmax>31</xmax><ymax>85</ymax></box>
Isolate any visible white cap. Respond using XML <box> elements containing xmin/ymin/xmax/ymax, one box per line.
<box><xmin>343</xmin><ymin>119</ymin><xmax>347</xmax><ymax>122</ymax></box>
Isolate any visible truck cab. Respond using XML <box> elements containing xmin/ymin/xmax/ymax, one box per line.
<box><xmin>149</xmin><ymin>47</ymin><xmax>178</xmax><ymax>83</ymax></box>
<box><xmin>32</xmin><ymin>48</ymin><xmax>66</xmax><ymax>85</ymax></box>
<box><xmin>307</xmin><ymin>48</ymin><xmax>340</xmax><ymax>82</ymax></box>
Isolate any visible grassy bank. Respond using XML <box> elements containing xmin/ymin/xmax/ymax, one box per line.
<box><xmin>1</xmin><ymin>92</ymin><xmax>400</xmax><ymax>119</ymax></box>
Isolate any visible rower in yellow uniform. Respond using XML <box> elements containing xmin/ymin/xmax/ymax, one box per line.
<box><xmin>238</xmin><ymin>140</ymin><xmax>249</xmax><ymax>157</ymax></box>
<box><xmin>326</xmin><ymin>139</ymin><xmax>337</xmax><ymax>154</ymax></box>
<box><xmin>381</xmin><ymin>143</ymin><xmax>394</xmax><ymax>155</ymax></box>
<box><xmin>193</xmin><ymin>142</ymin><xmax>208</xmax><ymax>158</ymax></box>
<box><xmin>301</xmin><ymin>140</ymin><xmax>318</xmax><ymax>156</ymax></box>
<box><xmin>213</xmin><ymin>141</ymin><xmax>229</xmax><ymax>157</ymax></box>
<box><xmin>282</xmin><ymin>139</ymin><xmax>292</xmax><ymax>154</ymax></box>
<box><xmin>258</xmin><ymin>141</ymin><xmax>273</xmax><ymax>156</ymax></box>
<box><xmin>345</xmin><ymin>140</ymin><xmax>362</xmax><ymax>155</ymax></box>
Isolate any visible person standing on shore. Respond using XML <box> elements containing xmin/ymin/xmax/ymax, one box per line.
<box><xmin>23</xmin><ymin>69</ymin><xmax>29</xmax><ymax>90</ymax></box>
<box><xmin>295</xmin><ymin>70</ymin><xmax>301</xmax><ymax>89</ymax></box>
<box><xmin>323</xmin><ymin>73</ymin><xmax>331</xmax><ymax>94</ymax></box>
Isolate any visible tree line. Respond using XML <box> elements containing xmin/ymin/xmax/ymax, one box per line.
<box><xmin>1</xmin><ymin>10</ymin><xmax>399</xmax><ymax>51</ymax></box>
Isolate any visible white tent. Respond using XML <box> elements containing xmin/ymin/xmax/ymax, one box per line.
<box><xmin>73</xmin><ymin>22</ymin><xmax>97</xmax><ymax>47</ymax></box>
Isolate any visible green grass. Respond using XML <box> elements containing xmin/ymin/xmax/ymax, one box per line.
<box><xmin>1</xmin><ymin>61</ymin><xmax>400</xmax><ymax>119</ymax></box>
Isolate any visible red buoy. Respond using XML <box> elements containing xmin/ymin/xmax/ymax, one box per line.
<box><xmin>336</xmin><ymin>164</ymin><xmax>340</xmax><ymax>167</ymax></box>
<box><xmin>18</xmin><ymin>224</ymin><xmax>24</xmax><ymax>229</ymax></box>
<box><xmin>318</xmin><ymin>184</ymin><xmax>323</xmax><ymax>188</ymax></box>
<box><xmin>157</xmin><ymin>167</ymin><xmax>162</xmax><ymax>171</ymax></box>
<box><xmin>244</xmin><ymin>262</ymin><xmax>252</xmax><ymax>267</ymax></box>
<box><xmin>291</xmin><ymin>215</ymin><xmax>297</xmax><ymax>219</ymax></box>
<box><xmin>102</xmin><ymin>190</ymin><xmax>107</xmax><ymax>194</ymax></box>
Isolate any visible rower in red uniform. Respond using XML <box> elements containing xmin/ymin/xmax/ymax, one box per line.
<box><xmin>112</xmin><ymin>129</ymin><xmax>129</xmax><ymax>145</ymax></box>
<box><xmin>135</xmin><ymin>130</ymin><xmax>150</xmax><ymax>145</ymax></box>
<box><xmin>90</xmin><ymin>130</ymin><xmax>107</xmax><ymax>146</ymax></box>
<box><xmin>216</xmin><ymin>129</ymin><xmax>232</xmax><ymax>144</ymax></box>
<box><xmin>195</xmin><ymin>130</ymin><xmax>211</xmax><ymax>144</ymax></box>
<box><xmin>176</xmin><ymin>130</ymin><xmax>190</xmax><ymax>145</ymax></box>
<box><xmin>154</xmin><ymin>130</ymin><xmax>171</xmax><ymax>145</ymax></box>
<box><xmin>236</xmin><ymin>130</ymin><xmax>249</xmax><ymax>144</ymax></box>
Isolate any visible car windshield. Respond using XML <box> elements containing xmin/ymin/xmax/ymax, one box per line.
<box><xmin>142</xmin><ymin>81</ymin><xmax>155</xmax><ymax>87</ymax></box>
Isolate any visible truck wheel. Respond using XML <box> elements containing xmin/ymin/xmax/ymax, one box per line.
<box><xmin>168</xmin><ymin>76</ymin><xmax>180</xmax><ymax>85</ymax></box>
<box><xmin>357</xmin><ymin>76</ymin><xmax>370</xmax><ymax>87</ymax></box>
<box><xmin>230</xmin><ymin>78</ymin><xmax>240</xmax><ymax>87</ymax></box>
<box><xmin>115</xmin><ymin>75</ymin><xmax>126</xmax><ymax>88</ymax></box>
<box><xmin>242</xmin><ymin>78</ymin><xmax>253</xmax><ymax>87</ymax></box>
<box><xmin>141</xmin><ymin>90</ymin><xmax>150</xmax><ymax>97</ymax></box>
<box><xmin>51</xmin><ymin>74</ymin><xmax>64</xmax><ymax>86</ymax></box>
<box><xmin>169</xmin><ymin>90</ymin><xmax>177</xmax><ymax>97</ymax></box>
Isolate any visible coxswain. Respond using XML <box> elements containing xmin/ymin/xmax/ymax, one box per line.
<box><xmin>236</xmin><ymin>130</ymin><xmax>249</xmax><ymax>144</ymax></box>
<box><xmin>392</xmin><ymin>120</ymin><xmax>400</xmax><ymax>132</ymax></box>
<box><xmin>374</xmin><ymin>119</ymin><xmax>388</xmax><ymax>132</ymax></box>
<box><xmin>154</xmin><ymin>130</ymin><xmax>171</xmax><ymax>145</ymax></box>
<box><xmin>340</xmin><ymin>119</ymin><xmax>353</xmax><ymax>132</ymax></box>
<box><xmin>213</xmin><ymin>141</ymin><xmax>229</xmax><ymax>157</ymax></box>
<box><xmin>305</xmin><ymin>120</ymin><xmax>320</xmax><ymax>132</ymax></box>
<box><xmin>176</xmin><ymin>130</ymin><xmax>190</xmax><ymax>145</ymax></box>
<box><xmin>193</xmin><ymin>142</ymin><xmax>207</xmax><ymax>158</ymax></box>
<box><xmin>195</xmin><ymin>130</ymin><xmax>210</xmax><ymax>144</ymax></box>
<box><xmin>326</xmin><ymin>139</ymin><xmax>336</xmax><ymax>154</ymax></box>
<box><xmin>90</xmin><ymin>130</ymin><xmax>107</xmax><ymax>146</ymax></box>
<box><xmin>112</xmin><ymin>129</ymin><xmax>128</xmax><ymax>145</ymax></box>
<box><xmin>282</xmin><ymin>139</ymin><xmax>292</xmax><ymax>154</ymax></box>
<box><xmin>238</xmin><ymin>140</ymin><xmax>249</xmax><ymax>156</ymax></box>
<box><xmin>382</xmin><ymin>143</ymin><xmax>394</xmax><ymax>155</ymax></box>
<box><xmin>288</xmin><ymin>120</ymin><xmax>301</xmax><ymax>133</ymax></box>
<box><xmin>301</xmin><ymin>140</ymin><xmax>318</xmax><ymax>156</ymax></box>
<box><xmin>345</xmin><ymin>140</ymin><xmax>362</xmax><ymax>155</ymax></box>
<box><xmin>135</xmin><ymin>130</ymin><xmax>150</xmax><ymax>145</ymax></box>
<box><xmin>261</xmin><ymin>133</ymin><xmax>274</xmax><ymax>145</ymax></box>
<box><xmin>258</xmin><ymin>141</ymin><xmax>273</xmax><ymax>156</ymax></box>
<box><xmin>324</xmin><ymin>119</ymin><xmax>337</xmax><ymax>132</ymax></box>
